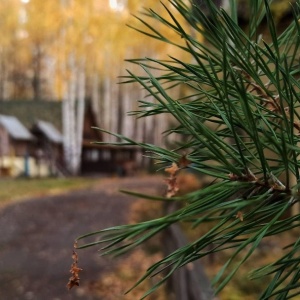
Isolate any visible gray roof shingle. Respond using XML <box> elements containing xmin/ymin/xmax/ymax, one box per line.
<box><xmin>0</xmin><ymin>115</ymin><xmax>34</xmax><ymax>140</ymax></box>
<box><xmin>34</xmin><ymin>120</ymin><xmax>63</xmax><ymax>143</ymax></box>
<box><xmin>0</xmin><ymin>101</ymin><xmax>62</xmax><ymax>130</ymax></box>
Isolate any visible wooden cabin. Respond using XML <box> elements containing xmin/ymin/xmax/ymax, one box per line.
<box><xmin>81</xmin><ymin>104</ymin><xmax>139</xmax><ymax>175</ymax></box>
<box><xmin>31</xmin><ymin>120</ymin><xmax>64</xmax><ymax>176</ymax></box>
<box><xmin>0</xmin><ymin>100</ymin><xmax>140</xmax><ymax>176</ymax></box>
<box><xmin>0</xmin><ymin>101</ymin><xmax>64</xmax><ymax>177</ymax></box>
<box><xmin>0</xmin><ymin>114</ymin><xmax>35</xmax><ymax>176</ymax></box>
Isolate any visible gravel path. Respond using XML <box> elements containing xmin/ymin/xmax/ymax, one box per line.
<box><xmin>0</xmin><ymin>176</ymin><xmax>164</xmax><ymax>300</ymax></box>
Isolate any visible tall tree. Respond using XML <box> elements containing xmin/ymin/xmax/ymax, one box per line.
<box><xmin>0</xmin><ymin>0</ymin><xmax>21</xmax><ymax>100</ymax></box>
<box><xmin>0</xmin><ymin>0</ymin><xmax>204</xmax><ymax>171</ymax></box>
<box><xmin>24</xmin><ymin>0</ymin><xmax>62</xmax><ymax>100</ymax></box>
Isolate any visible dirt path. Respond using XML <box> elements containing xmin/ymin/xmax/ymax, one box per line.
<box><xmin>0</xmin><ymin>176</ymin><xmax>164</xmax><ymax>300</ymax></box>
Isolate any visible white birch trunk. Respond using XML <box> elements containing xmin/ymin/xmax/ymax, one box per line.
<box><xmin>154</xmin><ymin>113</ymin><xmax>166</xmax><ymax>148</ymax></box>
<box><xmin>103</xmin><ymin>76</ymin><xmax>111</xmax><ymax>142</ymax></box>
<box><xmin>121</xmin><ymin>51</ymin><xmax>134</xmax><ymax>139</ymax></box>
<box><xmin>74</xmin><ymin>59</ymin><xmax>86</xmax><ymax>173</ymax></box>
<box><xmin>110</xmin><ymin>77</ymin><xmax>119</xmax><ymax>142</ymax></box>
<box><xmin>62</xmin><ymin>53</ymin><xmax>72</xmax><ymax>173</ymax></box>
<box><xmin>62</xmin><ymin>81</ymin><xmax>71</xmax><ymax>171</ymax></box>
<box><xmin>134</xmin><ymin>85</ymin><xmax>144</xmax><ymax>142</ymax></box>
<box><xmin>61</xmin><ymin>0</ymin><xmax>72</xmax><ymax>174</ymax></box>
<box><xmin>122</xmin><ymin>77</ymin><xmax>134</xmax><ymax>139</ymax></box>
<box><xmin>91</xmin><ymin>71</ymin><xmax>100</xmax><ymax>126</ymax></box>
<box><xmin>144</xmin><ymin>95</ymin><xmax>155</xmax><ymax>144</ymax></box>
<box><xmin>67</xmin><ymin>54</ymin><xmax>77</xmax><ymax>174</ymax></box>
<box><xmin>62</xmin><ymin>56</ymin><xmax>86</xmax><ymax>175</ymax></box>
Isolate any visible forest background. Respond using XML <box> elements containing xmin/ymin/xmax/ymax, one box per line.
<box><xmin>0</xmin><ymin>0</ymin><xmax>293</xmax><ymax>174</ymax></box>
<box><xmin>0</xmin><ymin>0</ymin><xmax>199</xmax><ymax>174</ymax></box>
<box><xmin>0</xmin><ymin>1</ymin><xmax>185</xmax><ymax>147</ymax></box>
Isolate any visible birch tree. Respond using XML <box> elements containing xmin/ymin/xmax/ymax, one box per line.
<box><xmin>0</xmin><ymin>0</ymin><xmax>22</xmax><ymax>100</ymax></box>
<box><xmin>60</xmin><ymin>0</ymin><xmax>90</xmax><ymax>175</ymax></box>
<box><xmin>0</xmin><ymin>0</ymin><xmax>204</xmax><ymax>171</ymax></box>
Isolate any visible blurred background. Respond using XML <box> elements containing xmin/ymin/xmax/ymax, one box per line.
<box><xmin>0</xmin><ymin>0</ymin><xmax>193</xmax><ymax>178</ymax></box>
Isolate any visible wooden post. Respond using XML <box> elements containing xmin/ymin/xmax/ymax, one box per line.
<box><xmin>163</xmin><ymin>202</ymin><xmax>217</xmax><ymax>300</ymax></box>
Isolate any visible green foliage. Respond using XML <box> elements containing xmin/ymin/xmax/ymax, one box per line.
<box><xmin>77</xmin><ymin>0</ymin><xmax>300</xmax><ymax>298</ymax></box>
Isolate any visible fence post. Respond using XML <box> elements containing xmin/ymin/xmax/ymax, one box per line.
<box><xmin>163</xmin><ymin>202</ymin><xmax>216</xmax><ymax>300</ymax></box>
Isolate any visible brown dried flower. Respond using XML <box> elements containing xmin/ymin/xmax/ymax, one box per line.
<box><xmin>178</xmin><ymin>155</ymin><xmax>191</xmax><ymax>168</ymax></box>
<box><xmin>165</xmin><ymin>162</ymin><xmax>180</xmax><ymax>198</ymax></box>
<box><xmin>236</xmin><ymin>211</ymin><xmax>244</xmax><ymax>221</ymax></box>
<box><xmin>67</xmin><ymin>250</ymin><xmax>83</xmax><ymax>290</ymax></box>
<box><xmin>165</xmin><ymin>176</ymin><xmax>180</xmax><ymax>198</ymax></box>
<box><xmin>165</xmin><ymin>162</ymin><xmax>179</xmax><ymax>175</ymax></box>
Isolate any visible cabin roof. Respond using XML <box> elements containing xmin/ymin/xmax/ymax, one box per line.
<box><xmin>0</xmin><ymin>100</ymin><xmax>102</xmax><ymax>142</ymax></box>
<box><xmin>0</xmin><ymin>100</ymin><xmax>62</xmax><ymax>130</ymax></box>
<box><xmin>0</xmin><ymin>114</ymin><xmax>34</xmax><ymax>140</ymax></box>
<box><xmin>34</xmin><ymin>120</ymin><xmax>63</xmax><ymax>144</ymax></box>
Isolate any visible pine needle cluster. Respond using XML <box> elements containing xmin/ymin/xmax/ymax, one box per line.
<box><xmin>76</xmin><ymin>0</ymin><xmax>300</xmax><ymax>298</ymax></box>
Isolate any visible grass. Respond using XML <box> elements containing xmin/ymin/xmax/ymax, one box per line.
<box><xmin>0</xmin><ymin>177</ymin><xmax>100</xmax><ymax>206</ymax></box>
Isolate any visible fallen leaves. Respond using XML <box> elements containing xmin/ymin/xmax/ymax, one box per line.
<box><xmin>91</xmin><ymin>248</ymin><xmax>166</xmax><ymax>300</ymax></box>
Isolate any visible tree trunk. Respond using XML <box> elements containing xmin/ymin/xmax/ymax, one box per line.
<box><xmin>121</xmin><ymin>75</ymin><xmax>135</xmax><ymax>139</ymax></box>
<box><xmin>110</xmin><ymin>76</ymin><xmax>119</xmax><ymax>143</ymax></box>
<box><xmin>91</xmin><ymin>71</ymin><xmax>100</xmax><ymax>126</ymax></box>
<box><xmin>0</xmin><ymin>48</ymin><xmax>7</xmax><ymax>100</ymax></box>
<box><xmin>164</xmin><ymin>202</ymin><xmax>216</xmax><ymax>300</ymax></box>
<box><xmin>32</xmin><ymin>44</ymin><xmax>43</xmax><ymax>101</ymax></box>
<box><xmin>68</xmin><ymin>54</ymin><xmax>77</xmax><ymax>174</ymax></box>
<box><xmin>75</xmin><ymin>59</ymin><xmax>86</xmax><ymax>174</ymax></box>
<box><xmin>63</xmin><ymin>53</ymin><xmax>78</xmax><ymax>175</ymax></box>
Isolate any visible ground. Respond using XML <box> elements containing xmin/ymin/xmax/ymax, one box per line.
<box><xmin>0</xmin><ymin>176</ymin><xmax>165</xmax><ymax>300</ymax></box>
<box><xmin>2</xmin><ymin>175</ymin><xmax>299</xmax><ymax>300</ymax></box>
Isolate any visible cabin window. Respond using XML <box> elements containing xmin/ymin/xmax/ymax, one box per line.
<box><xmin>85</xmin><ymin>149</ymin><xmax>99</xmax><ymax>162</ymax></box>
<box><xmin>102</xmin><ymin>150</ymin><xmax>111</xmax><ymax>161</ymax></box>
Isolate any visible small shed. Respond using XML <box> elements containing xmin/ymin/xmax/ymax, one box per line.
<box><xmin>0</xmin><ymin>114</ymin><xmax>34</xmax><ymax>176</ymax></box>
